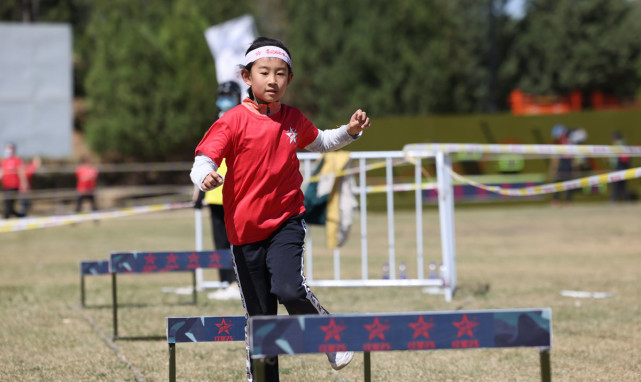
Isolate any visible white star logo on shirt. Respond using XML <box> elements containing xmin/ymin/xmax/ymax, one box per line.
<box><xmin>286</xmin><ymin>127</ymin><xmax>297</xmax><ymax>144</ymax></box>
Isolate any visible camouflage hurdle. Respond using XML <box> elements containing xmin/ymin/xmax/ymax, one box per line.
<box><xmin>109</xmin><ymin>250</ymin><xmax>233</xmax><ymax>340</ymax></box>
<box><xmin>249</xmin><ymin>308</ymin><xmax>552</xmax><ymax>382</ymax></box>
<box><xmin>79</xmin><ymin>260</ymin><xmax>110</xmax><ymax>307</ymax></box>
<box><xmin>166</xmin><ymin>315</ymin><xmax>246</xmax><ymax>382</ymax></box>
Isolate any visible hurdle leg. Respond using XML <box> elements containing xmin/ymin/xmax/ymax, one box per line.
<box><xmin>192</xmin><ymin>269</ymin><xmax>197</xmax><ymax>305</ymax></box>
<box><xmin>80</xmin><ymin>274</ymin><xmax>86</xmax><ymax>307</ymax></box>
<box><xmin>539</xmin><ymin>347</ymin><xmax>551</xmax><ymax>382</ymax></box>
<box><xmin>111</xmin><ymin>272</ymin><xmax>118</xmax><ymax>339</ymax></box>
<box><xmin>168</xmin><ymin>343</ymin><xmax>176</xmax><ymax>382</ymax></box>
<box><xmin>364</xmin><ymin>352</ymin><xmax>371</xmax><ymax>382</ymax></box>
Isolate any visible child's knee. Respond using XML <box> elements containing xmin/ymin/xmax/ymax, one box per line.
<box><xmin>272</xmin><ymin>283</ymin><xmax>305</xmax><ymax>304</ymax></box>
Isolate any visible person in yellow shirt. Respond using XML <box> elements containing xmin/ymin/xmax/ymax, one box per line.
<box><xmin>193</xmin><ymin>81</ymin><xmax>242</xmax><ymax>300</ymax></box>
<box><xmin>202</xmin><ymin>159</ymin><xmax>241</xmax><ymax>300</ymax></box>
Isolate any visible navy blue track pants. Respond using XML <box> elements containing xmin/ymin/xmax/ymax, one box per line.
<box><xmin>232</xmin><ymin>213</ymin><xmax>328</xmax><ymax>381</ymax></box>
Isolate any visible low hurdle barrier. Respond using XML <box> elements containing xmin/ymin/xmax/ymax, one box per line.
<box><xmin>249</xmin><ymin>308</ymin><xmax>552</xmax><ymax>382</ymax></box>
<box><xmin>79</xmin><ymin>260</ymin><xmax>110</xmax><ymax>307</ymax></box>
<box><xmin>166</xmin><ymin>315</ymin><xmax>246</xmax><ymax>382</ymax></box>
<box><xmin>110</xmin><ymin>250</ymin><xmax>233</xmax><ymax>340</ymax></box>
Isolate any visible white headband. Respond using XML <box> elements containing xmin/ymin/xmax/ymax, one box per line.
<box><xmin>244</xmin><ymin>46</ymin><xmax>292</xmax><ymax>68</ymax></box>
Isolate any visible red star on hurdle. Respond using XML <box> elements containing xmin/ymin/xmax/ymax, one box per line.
<box><xmin>144</xmin><ymin>253</ymin><xmax>156</xmax><ymax>264</ymax></box>
<box><xmin>143</xmin><ymin>253</ymin><xmax>158</xmax><ymax>272</ymax></box>
<box><xmin>187</xmin><ymin>252</ymin><xmax>200</xmax><ymax>269</ymax></box>
<box><xmin>215</xmin><ymin>318</ymin><xmax>233</xmax><ymax>335</ymax></box>
<box><xmin>209</xmin><ymin>251</ymin><xmax>221</xmax><ymax>267</ymax></box>
<box><xmin>320</xmin><ymin>318</ymin><xmax>346</xmax><ymax>342</ymax></box>
<box><xmin>166</xmin><ymin>253</ymin><xmax>178</xmax><ymax>265</ymax></box>
<box><xmin>409</xmin><ymin>316</ymin><xmax>435</xmax><ymax>339</ymax></box>
<box><xmin>164</xmin><ymin>252</ymin><xmax>179</xmax><ymax>270</ymax></box>
<box><xmin>453</xmin><ymin>314</ymin><xmax>479</xmax><ymax>338</ymax></box>
<box><xmin>364</xmin><ymin>317</ymin><xmax>390</xmax><ymax>341</ymax></box>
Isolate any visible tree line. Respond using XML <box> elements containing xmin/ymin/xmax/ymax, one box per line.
<box><xmin>2</xmin><ymin>0</ymin><xmax>640</xmax><ymax>161</ymax></box>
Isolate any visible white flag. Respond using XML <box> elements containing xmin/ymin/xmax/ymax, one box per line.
<box><xmin>204</xmin><ymin>14</ymin><xmax>257</xmax><ymax>98</ymax></box>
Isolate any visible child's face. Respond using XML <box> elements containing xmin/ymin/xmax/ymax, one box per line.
<box><xmin>242</xmin><ymin>57</ymin><xmax>293</xmax><ymax>104</ymax></box>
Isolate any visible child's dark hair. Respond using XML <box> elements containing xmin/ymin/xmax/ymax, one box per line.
<box><xmin>241</xmin><ymin>37</ymin><xmax>293</xmax><ymax>100</ymax></box>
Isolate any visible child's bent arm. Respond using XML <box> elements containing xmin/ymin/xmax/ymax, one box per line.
<box><xmin>190</xmin><ymin>154</ymin><xmax>220</xmax><ymax>191</ymax></box>
<box><xmin>305</xmin><ymin>109</ymin><xmax>371</xmax><ymax>153</ymax></box>
<box><xmin>304</xmin><ymin>125</ymin><xmax>360</xmax><ymax>153</ymax></box>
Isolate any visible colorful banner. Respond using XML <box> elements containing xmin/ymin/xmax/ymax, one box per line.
<box><xmin>167</xmin><ymin>316</ymin><xmax>246</xmax><ymax>343</ymax></box>
<box><xmin>80</xmin><ymin>260</ymin><xmax>110</xmax><ymax>276</ymax></box>
<box><xmin>449</xmin><ymin>167</ymin><xmax>641</xmax><ymax>197</ymax></box>
<box><xmin>249</xmin><ymin>309</ymin><xmax>551</xmax><ymax>357</ymax></box>
<box><xmin>110</xmin><ymin>250</ymin><xmax>233</xmax><ymax>274</ymax></box>
<box><xmin>403</xmin><ymin>143</ymin><xmax>641</xmax><ymax>158</ymax></box>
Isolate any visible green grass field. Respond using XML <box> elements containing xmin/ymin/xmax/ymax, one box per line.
<box><xmin>1</xmin><ymin>202</ymin><xmax>640</xmax><ymax>381</ymax></box>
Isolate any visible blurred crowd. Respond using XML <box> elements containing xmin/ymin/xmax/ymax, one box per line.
<box><xmin>1</xmin><ymin>142</ymin><xmax>99</xmax><ymax>219</ymax></box>
<box><xmin>548</xmin><ymin>126</ymin><xmax>632</xmax><ymax>206</ymax></box>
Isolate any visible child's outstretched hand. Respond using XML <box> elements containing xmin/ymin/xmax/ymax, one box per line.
<box><xmin>346</xmin><ymin>109</ymin><xmax>371</xmax><ymax>136</ymax></box>
<box><xmin>201</xmin><ymin>171</ymin><xmax>224</xmax><ymax>191</ymax></box>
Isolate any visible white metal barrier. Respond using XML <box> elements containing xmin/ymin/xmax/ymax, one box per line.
<box><xmin>196</xmin><ymin>150</ymin><xmax>454</xmax><ymax>301</ymax></box>
<box><xmin>297</xmin><ymin>151</ymin><xmax>450</xmax><ymax>301</ymax></box>
<box><xmin>196</xmin><ymin>143</ymin><xmax>641</xmax><ymax>303</ymax></box>
<box><xmin>402</xmin><ymin>142</ymin><xmax>641</xmax><ymax>303</ymax></box>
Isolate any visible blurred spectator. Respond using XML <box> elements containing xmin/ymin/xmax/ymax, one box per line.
<box><xmin>75</xmin><ymin>156</ymin><xmax>99</xmax><ymax>213</ymax></box>
<box><xmin>1</xmin><ymin>143</ymin><xmax>27</xmax><ymax>219</ymax></box>
<box><xmin>457</xmin><ymin>150</ymin><xmax>483</xmax><ymax>175</ymax></box>
<box><xmin>19</xmin><ymin>156</ymin><xmax>41</xmax><ymax>216</ymax></box>
<box><xmin>497</xmin><ymin>138</ymin><xmax>525</xmax><ymax>175</ymax></box>
<box><xmin>568</xmin><ymin>128</ymin><xmax>587</xmax><ymax>145</ymax></box>
<box><xmin>194</xmin><ymin>158</ymin><xmax>240</xmax><ymax>300</ymax></box>
<box><xmin>193</xmin><ymin>80</ymin><xmax>242</xmax><ymax>301</ymax></box>
<box><xmin>568</xmin><ymin>128</ymin><xmax>592</xmax><ymax>177</ymax></box>
<box><xmin>609</xmin><ymin>130</ymin><xmax>630</xmax><ymax>202</ymax></box>
<box><xmin>549</xmin><ymin>124</ymin><xmax>575</xmax><ymax>207</ymax></box>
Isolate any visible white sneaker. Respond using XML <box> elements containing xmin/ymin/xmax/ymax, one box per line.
<box><xmin>326</xmin><ymin>351</ymin><xmax>354</xmax><ymax>370</ymax></box>
<box><xmin>207</xmin><ymin>283</ymin><xmax>241</xmax><ymax>301</ymax></box>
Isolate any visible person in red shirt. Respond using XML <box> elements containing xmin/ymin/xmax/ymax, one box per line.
<box><xmin>19</xmin><ymin>156</ymin><xmax>41</xmax><ymax>216</ymax></box>
<box><xmin>191</xmin><ymin>37</ymin><xmax>371</xmax><ymax>382</ymax></box>
<box><xmin>1</xmin><ymin>143</ymin><xmax>27</xmax><ymax>219</ymax></box>
<box><xmin>75</xmin><ymin>156</ymin><xmax>99</xmax><ymax>213</ymax></box>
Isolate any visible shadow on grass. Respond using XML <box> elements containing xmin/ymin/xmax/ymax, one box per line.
<box><xmin>454</xmin><ymin>282</ymin><xmax>491</xmax><ymax>299</ymax></box>
<box><xmin>112</xmin><ymin>335</ymin><xmax>167</xmax><ymax>341</ymax></box>
<box><xmin>82</xmin><ymin>300</ymin><xmax>197</xmax><ymax>310</ymax></box>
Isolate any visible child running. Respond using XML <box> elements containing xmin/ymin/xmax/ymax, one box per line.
<box><xmin>190</xmin><ymin>36</ymin><xmax>371</xmax><ymax>382</ymax></box>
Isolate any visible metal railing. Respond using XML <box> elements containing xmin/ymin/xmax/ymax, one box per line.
<box><xmin>196</xmin><ymin>150</ymin><xmax>454</xmax><ymax>301</ymax></box>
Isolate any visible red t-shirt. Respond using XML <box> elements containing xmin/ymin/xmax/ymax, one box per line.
<box><xmin>75</xmin><ymin>165</ymin><xmax>99</xmax><ymax>193</ymax></box>
<box><xmin>195</xmin><ymin>104</ymin><xmax>319</xmax><ymax>245</ymax></box>
<box><xmin>1</xmin><ymin>156</ymin><xmax>23</xmax><ymax>190</ymax></box>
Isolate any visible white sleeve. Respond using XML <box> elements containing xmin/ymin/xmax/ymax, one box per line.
<box><xmin>190</xmin><ymin>154</ymin><xmax>219</xmax><ymax>191</ymax></box>
<box><xmin>304</xmin><ymin>125</ymin><xmax>361</xmax><ymax>153</ymax></box>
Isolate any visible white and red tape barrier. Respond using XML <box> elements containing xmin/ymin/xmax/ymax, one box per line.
<box><xmin>0</xmin><ymin>201</ymin><xmax>191</xmax><ymax>233</ymax></box>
